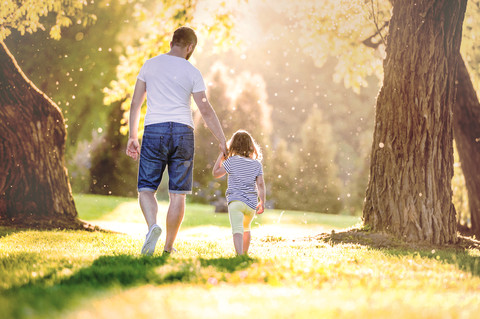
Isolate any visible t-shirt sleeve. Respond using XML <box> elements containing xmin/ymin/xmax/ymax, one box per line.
<box><xmin>137</xmin><ymin>61</ymin><xmax>147</xmax><ymax>82</ymax></box>
<box><xmin>257</xmin><ymin>162</ymin><xmax>264</xmax><ymax>177</ymax></box>
<box><xmin>223</xmin><ymin>157</ymin><xmax>232</xmax><ymax>174</ymax></box>
<box><xmin>192</xmin><ymin>68</ymin><xmax>206</xmax><ymax>93</ymax></box>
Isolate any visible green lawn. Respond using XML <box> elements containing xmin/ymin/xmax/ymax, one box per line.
<box><xmin>73</xmin><ymin>193</ymin><xmax>361</xmax><ymax>229</ymax></box>
<box><xmin>1</xmin><ymin>194</ymin><xmax>479</xmax><ymax>319</ymax></box>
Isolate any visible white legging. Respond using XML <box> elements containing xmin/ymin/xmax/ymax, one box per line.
<box><xmin>228</xmin><ymin>201</ymin><xmax>256</xmax><ymax>234</ymax></box>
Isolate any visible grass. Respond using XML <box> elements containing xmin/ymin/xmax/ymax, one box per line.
<box><xmin>1</xmin><ymin>194</ymin><xmax>479</xmax><ymax>319</ymax></box>
<box><xmin>73</xmin><ymin>193</ymin><xmax>361</xmax><ymax>229</ymax></box>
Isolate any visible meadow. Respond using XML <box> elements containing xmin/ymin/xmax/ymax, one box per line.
<box><xmin>1</xmin><ymin>194</ymin><xmax>479</xmax><ymax>319</ymax></box>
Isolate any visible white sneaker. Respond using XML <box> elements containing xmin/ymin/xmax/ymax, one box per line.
<box><xmin>141</xmin><ymin>224</ymin><xmax>162</xmax><ymax>255</ymax></box>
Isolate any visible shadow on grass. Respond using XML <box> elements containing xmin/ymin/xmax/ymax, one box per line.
<box><xmin>318</xmin><ymin>229</ymin><xmax>480</xmax><ymax>278</ymax></box>
<box><xmin>199</xmin><ymin>254</ymin><xmax>254</xmax><ymax>272</ymax></box>
<box><xmin>1</xmin><ymin>254</ymin><xmax>256</xmax><ymax>319</ymax></box>
<box><xmin>382</xmin><ymin>248</ymin><xmax>480</xmax><ymax>278</ymax></box>
<box><xmin>0</xmin><ymin>227</ymin><xmax>17</xmax><ymax>238</ymax></box>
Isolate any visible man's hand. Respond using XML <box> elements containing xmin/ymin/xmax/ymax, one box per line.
<box><xmin>219</xmin><ymin>142</ymin><xmax>227</xmax><ymax>157</ymax></box>
<box><xmin>256</xmin><ymin>201</ymin><xmax>264</xmax><ymax>215</ymax></box>
<box><xmin>126</xmin><ymin>138</ymin><xmax>141</xmax><ymax>160</ymax></box>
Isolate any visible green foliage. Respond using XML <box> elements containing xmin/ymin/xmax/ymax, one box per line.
<box><xmin>0</xmin><ymin>0</ymin><xmax>95</xmax><ymax>41</ymax></box>
<box><xmin>453</xmin><ymin>142</ymin><xmax>470</xmax><ymax>227</ymax></box>
<box><xmin>266</xmin><ymin>139</ymin><xmax>298</xmax><ymax>209</ymax></box>
<box><xmin>288</xmin><ymin>0</ymin><xmax>391</xmax><ymax>92</ymax></box>
<box><xmin>461</xmin><ymin>0</ymin><xmax>480</xmax><ymax>93</ymax></box>
<box><xmin>293</xmin><ymin>109</ymin><xmax>342</xmax><ymax>213</ymax></box>
<box><xmin>89</xmin><ymin>99</ymin><xmax>138</xmax><ymax>197</ymax></box>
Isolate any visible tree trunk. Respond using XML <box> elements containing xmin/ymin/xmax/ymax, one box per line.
<box><xmin>454</xmin><ymin>56</ymin><xmax>480</xmax><ymax>237</ymax></box>
<box><xmin>363</xmin><ymin>0</ymin><xmax>467</xmax><ymax>244</ymax></box>
<box><xmin>0</xmin><ymin>41</ymin><xmax>82</xmax><ymax>229</ymax></box>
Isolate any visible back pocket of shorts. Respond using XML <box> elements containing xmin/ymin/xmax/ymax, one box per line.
<box><xmin>178</xmin><ymin>135</ymin><xmax>194</xmax><ymax>160</ymax></box>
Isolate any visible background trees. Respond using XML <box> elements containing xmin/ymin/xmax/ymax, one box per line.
<box><xmin>4</xmin><ymin>0</ymin><xmax>479</xmax><ymax>235</ymax></box>
<box><xmin>1</xmin><ymin>0</ymin><xmax>384</xmax><ymax>216</ymax></box>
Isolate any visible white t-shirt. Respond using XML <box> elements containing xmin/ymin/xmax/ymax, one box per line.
<box><xmin>137</xmin><ymin>54</ymin><xmax>206</xmax><ymax>128</ymax></box>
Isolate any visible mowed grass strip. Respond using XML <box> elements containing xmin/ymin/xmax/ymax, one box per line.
<box><xmin>73</xmin><ymin>193</ymin><xmax>361</xmax><ymax>229</ymax></box>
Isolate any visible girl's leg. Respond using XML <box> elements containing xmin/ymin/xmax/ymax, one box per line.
<box><xmin>233</xmin><ymin>233</ymin><xmax>243</xmax><ymax>255</ymax></box>
<box><xmin>228</xmin><ymin>201</ymin><xmax>245</xmax><ymax>255</ymax></box>
<box><xmin>242</xmin><ymin>205</ymin><xmax>256</xmax><ymax>255</ymax></box>
<box><xmin>243</xmin><ymin>231</ymin><xmax>251</xmax><ymax>254</ymax></box>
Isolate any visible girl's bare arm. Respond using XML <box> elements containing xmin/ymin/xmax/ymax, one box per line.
<box><xmin>212</xmin><ymin>152</ymin><xmax>227</xmax><ymax>178</ymax></box>
<box><xmin>256</xmin><ymin>175</ymin><xmax>266</xmax><ymax>214</ymax></box>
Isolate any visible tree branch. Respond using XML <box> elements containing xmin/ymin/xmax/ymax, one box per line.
<box><xmin>369</xmin><ymin>0</ymin><xmax>387</xmax><ymax>47</ymax></box>
<box><xmin>362</xmin><ymin>21</ymin><xmax>389</xmax><ymax>49</ymax></box>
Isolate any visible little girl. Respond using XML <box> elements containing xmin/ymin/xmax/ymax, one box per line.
<box><xmin>212</xmin><ymin>130</ymin><xmax>266</xmax><ymax>255</ymax></box>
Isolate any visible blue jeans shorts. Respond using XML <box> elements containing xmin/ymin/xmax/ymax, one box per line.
<box><xmin>138</xmin><ymin>122</ymin><xmax>194</xmax><ymax>194</ymax></box>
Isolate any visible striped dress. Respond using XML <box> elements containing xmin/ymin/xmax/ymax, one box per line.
<box><xmin>223</xmin><ymin>155</ymin><xmax>263</xmax><ymax>210</ymax></box>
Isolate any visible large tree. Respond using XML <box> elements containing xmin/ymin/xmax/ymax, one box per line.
<box><xmin>0</xmin><ymin>0</ymin><xmax>92</xmax><ymax>228</ymax></box>
<box><xmin>363</xmin><ymin>0</ymin><xmax>467</xmax><ymax>244</ymax></box>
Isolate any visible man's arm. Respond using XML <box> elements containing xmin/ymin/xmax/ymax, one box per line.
<box><xmin>256</xmin><ymin>175</ymin><xmax>266</xmax><ymax>214</ymax></box>
<box><xmin>126</xmin><ymin>79</ymin><xmax>147</xmax><ymax>160</ymax></box>
<box><xmin>193</xmin><ymin>91</ymin><xmax>227</xmax><ymax>155</ymax></box>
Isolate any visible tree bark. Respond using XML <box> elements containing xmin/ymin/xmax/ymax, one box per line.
<box><xmin>453</xmin><ymin>56</ymin><xmax>480</xmax><ymax>237</ymax></box>
<box><xmin>0</xmin><ymin>41</ymin><xmax>81</xmax><ymax>229</ymax></box>
<box><xmin>363</xmin><ymin>0</ymin><xmax>467</xmax><ymax>244</ymax></box>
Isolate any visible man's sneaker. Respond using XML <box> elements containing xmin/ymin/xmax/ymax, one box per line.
<box><xmin>141</xmin><ymin>224</ymin><xmax>162</xmax><ymax>255</ymax></box>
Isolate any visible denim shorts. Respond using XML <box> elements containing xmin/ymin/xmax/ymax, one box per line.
<box><xmin>138</xmin><ymin>122</ymin><xmax>194</xmax><ymax>194</ymax></box>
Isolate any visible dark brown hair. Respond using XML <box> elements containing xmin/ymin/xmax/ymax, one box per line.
<box><xmin>227</xmin><ymin>130</ymin><xmax>262</xmax><ymax>161</ymax></box>
<box><xmin>171</xmin><ymin>26</ymin><xmax>197</xmax><ymax>48</ymax></box>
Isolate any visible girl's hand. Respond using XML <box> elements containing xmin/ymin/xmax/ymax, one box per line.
<box><xmin>256</xmin><ymin>202</ymin><xmax>264</xmax><ymax>214</ymax></box>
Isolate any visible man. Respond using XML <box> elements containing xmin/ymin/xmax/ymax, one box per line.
<box><xmin>126</xmin><ymin>26</ymin><xmax>227</xmax><ymax>255</ymax></box>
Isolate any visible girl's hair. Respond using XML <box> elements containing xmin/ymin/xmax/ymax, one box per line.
<box><xmin>227</xmin><ymin>130</ymin><xmax>263</xmax><ymax>161</ymax></box>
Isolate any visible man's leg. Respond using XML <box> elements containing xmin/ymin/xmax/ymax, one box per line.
<box><xmin>164</xmin><ymin>192</ymin><xmax>186</xmax><ymax>252</ymax></box>
<box><xmin>139</xmin><ymin>190</ymin><xmax>162</xmax><ymax>255</ymax></box>
<box><xmin>139</xmin><ymin>190</ymin><xmax>158</xmax><ymax>229</ymax></box>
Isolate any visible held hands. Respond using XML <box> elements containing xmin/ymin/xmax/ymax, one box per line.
<box><xmin>256</xmin><ymin>201</ymin><xmax>264</xmax><ymax>214</ymax></box>
<box><xmin>219</xmin><ymin>142</ymin><xmax>227</xmax><ymax>157</ymax></box>
<box><xmin>126</xmin><ymin>138</ymin><xmax>141</xmax><ymax>160</ymax></box>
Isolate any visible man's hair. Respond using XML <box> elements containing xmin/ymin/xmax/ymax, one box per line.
<box><xmin>171</xmin><ymin>26</ymin><xmax>197</xmax><ymax>48</ymax></box>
